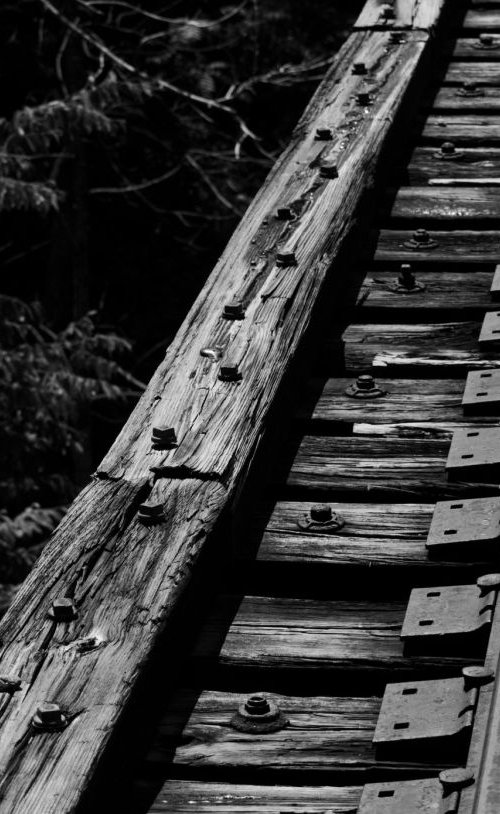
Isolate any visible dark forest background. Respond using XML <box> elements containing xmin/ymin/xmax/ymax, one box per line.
<box><xmin>0</xmin><ymin>0</ymin><xmax>362</xmax><ymax>599</ymax></box>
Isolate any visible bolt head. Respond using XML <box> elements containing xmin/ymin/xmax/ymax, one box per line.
<box><xmin>276</xmin><ymin>250</ymin><xmax>296</xmax><ymax>266</ymax></box>
<box><xmin>357</xmin><ymin>92</ymin><xmax>371</xmax><ymax>106</ymax></box>
<box><xmin>151</xmin><ymin>426</ymin><xmax>177</xmax><ymax>448</ymax></box>
<box><xmin>413</xmin><ymin>228</ymin><xmax>429</xmax><ymax>243</ymax></box>
<box><xmin>32</xmin><ymin>702</ymin><xmax>66</xmax><ymax>731</ymax></box>
<box><xmin>138</xmin><ymin>502</ymin><xmax>164</xmax><ymax>524</ymax></box>
<box><xmin>480</xmin><ymin>33</ymin><xmax>495</xmax><ymax>46</ymax></box>
<box><xmin>441</xmin><ymin>141</ymin><xmax>455</xmax><ymax>155</ymax></box>
<box><xmin>245</xmin><ymin>695</ymin><xmax>271</xmax><ymax>716</ymax></box>
<box><xmin>477</xmin><ymin>573</ymin><xmax>500</xmax><ymax>591</ymax></box>
<box><xmin>315</xmin><ymin>126</ymin><xmax>333</xmax><ymax>141</ymax></box>
<box><xmin>357</xmin><ymin>374</ymin><xmax>375</xmax><ymax>391</ymax></box>
<box><xmin>310</xmin><ymin>504</ymin><xmax>333</xmax><ymax>523</ymax></box>
<box><xmin>219</xmin><ymin>362</ymin><xmax>242</xmax><ymax>382</ymax></box>
<box><xmin>352</xmin><ymin>62</ymin><xmax>367</xmax><ymax>75</ymax></box>
<box><xmin>399</xmin><ymin>263</ymin><xmax>415</xmax><ymax>289</ymax></box>
<box><xmin>439</xmin><ymin>767</ymin><xmax>474</xmax><ymax>794</ymax></box>
<box><xmin>462</xmin><ymin>665</ymin><xmax>495</xmax><ymax>687</ymax></box>
<box><xmin>380</xmin><ymin>3</ymin><xmax>395</xmax><ymax>19</ymax></box>
<box><xmin>319</xmin><ymin>162</ymin><xmax>338</xmax><ymax>180</ymax></box>
<box><xmin>49</xmin><ymin>597</ymin><xmax>77</xmax><ymax>622</ymax></box>
<box><xmin>223</xmin><ymin>301</ymin><xmax>245</xmax><ymax>320</ymax></box>
<box><xmin>464</xmin><ymin>80</ymin><xmax>477</xmax><ymax>92</ymax></box>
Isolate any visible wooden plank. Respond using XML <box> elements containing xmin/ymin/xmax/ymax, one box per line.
<box><xmin>445</xmin><ymin>61</ymin><xmax>500</xmax><ymax>84</ymax></box>
<box><xmin>342</xmin><ymin>321</ymin><xmax>500</xmax><ymax>373</ymax></box>
<box><xmin>423</xmin><ymin>115</ymin><xmax>500</xmax><ymax>144</ymax></box>
<box><xmin>355</xmin><ymin>0</ymin><xmax>447</xmax><ymax>30</ymax></box>
<box><xmin>407</xmin><ymin>146</ymin><xmax>500</xmax><ymax>183</ymax></box>
<box><xmin>191</xmin><ymin>595</ymin><xmax>472</xmax><ymax>675</ymax></box>
<box><xmin>250</xmin><ymin>501</ymin><xmax>492</xmax><ymax>574</ymax></box>
<box><xmin>434</xmin><ymin>86</ymin><xmax>500</xmax><ymax>112</ymax></box>
<box><xmin>150</xmin><ymin>780</ymin><xmax>362</xmax><ymax>813</ymax></box>
<box><xmin>286</xmin><ymin>435</ymin><xmax>499</xmax><ymax>498</ymax></box>
<box><xmin>148</xmin><ymin>690</ymin><xmax>458</xmax><ymax>780</ymax></box>
<box><xmin>388</xmin><ymin>187</ymin><xmax>500</xmax><ymax>221</ymax></box>
<box><xmin>357</xmin><ymin>271</ymin><xmax>495</xmax><ymax>315</ymax></box>
<box><xmin>300</xmin><ymin>378</ymin><xmax>500</xmax><ymax>436</ymax></box>
<box><xmin>374</xmin><ymin>229</ymin><xmax>500</xmax><ymax>263</ymax></box>
<box><xmin>464</xmin><ymin>11</ymin><xmax>500</xmax><ymax>29</ymax></box>
<box><xmin>0</xmin><ymin>23</ymin><xmax>443</xmax><ymax>814</ymax></box>
<box><xmin>453</xmin><ymin>38</ymin><xmax>500</xmax><ymax>60</ymax></box>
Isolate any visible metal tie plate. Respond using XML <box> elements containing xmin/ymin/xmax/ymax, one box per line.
<box><xmin>373</xmin><ymin>676</ymin><xmax>476</xmax><ymax>760</ymax></box>
<box><xmin>401</xmin><ymin>581</ymin><xmax>497</xmax><ymax>653</ymax></box>
<box><xmin>490</xmin><ymin>265</ymin><xmax>500</xmax><ymax>301</ymax></box>
<box><xmin>479</xmin><ymin>312</ymin><xmax>500</xmax><ymax>351</ymax></box>
<box><xmin>358</xmin><ymin>777</ymin><xmax>465</xmax><ymax>814</ymax></box>
<box><xmin>446</xmin><ymin>427</ymin><xmax>500</xmax><ymax>481</ymax></box>
<box><xmin>462</xmin><ymin>369</ymin><xmax>500</xmax><ymax>414</ymax></box>
<box><xmin>426</xmin><ymin>497</ymin><xmax>500</xmax><ymax>553</ymax></box>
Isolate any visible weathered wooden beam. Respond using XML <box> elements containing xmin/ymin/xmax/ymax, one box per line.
<box><xmin>355</xmin><ymin>0</ymin><xmax>447</xmax><ymax>31</ymax></box>
<box><xmin>0</xmin><ymin>7</ymin><xmax>450</xmax><ymax>814</ymax></box>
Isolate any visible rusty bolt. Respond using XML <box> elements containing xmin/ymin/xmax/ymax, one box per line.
<box><xmin>275</xmin><ymin>206</ymin><xmax>294</xmax><ymax>221</ymax></box>
<box><xmin>390</xmin><ymin>31</ymin><xmax>405</xmax><ymax>44</ymax></box>
<box><xmin>310</xmin><ymin>504</ymin><xmax>333</xmax><ymax>523</ymax></box>
<box><xmin>480</xmin><ymin>33</ymin><xmax>495</xmax><ymax>47</ymax></box>
<box><xmin>439</xmin><ymin>767</ymin><xmax>475</xmax><ymax>795</ymax></box>
<box><xmin>276</xmin><ymin>250</ymin><xmax>296</xmax><ymax>266</ymax></box>
<box><xmin>414</xmin><ymin>228</ymin><xmax>430</xmax><ymax>244</ymax></box>
<box><xmin>399</xmin><ymin>264</ymin><xmax>416</xmax><ymax>290</ymax></box>
<box><xmin>315</xmin><ymin>126</ymin><xmax>333</xmax><ymax>141</ymax></box>
<box><xmin>462</xmin><ymin>665</ymin><xmax>495</xmax><ymax>689</ymax></box>
<box><xmin>464</xmin><ymin>80</ymin><xmax>477</xmax><ymax>93</ymax></box>
<box><xmin>357</xmin><ymin>374</ymin><xmax>376</xmax><ymax>391</ymax></box>
<box><xmin>151</xmin><ymin>426</ymin><xmax>177</xmax><ymax>449</ymax></box>
<box><xmin>0</xmin><ymin>675</ymin><xmax>22</xmax><ymax>693</ymax></box>
<box><xmin>477</xmin><ymin>573</ymin><xmax>500</xmax><ymax>592</ymax></box>
<box><xmin>223</xmin><ymin>301</ymin><xmax>245</xmax><ymax>320</ymax></box>
<box><xmin>219</xmin><ymin>362</ymin><xmax>242</xmax><ymax>382</ymax></box>
<box><xmin>319</xmin><ymin>162</ymin><xmax>338</xmax><ymax>180</ymax></box>
<box><xmin>441</xmin><ymin>141</ymin><xmax>456</xmax><ymax>156</ymax></box>
<box><xmin>380</xmin><ymin>3</ymin><xmax>395</xmax><ymax>19</ymax></box>
<box><xmin>138</xmin><ymin>501</ymin><xmax>164</xmax><ymax>524</ymax></box>
<box><xmin>32</xmin><ymin>703</ymin><xmax>67</xmax><ymax>732</ymax></box>
<box><xmin>48</xmin><ymin>597</ymin><xmax>77</xmax><ymax>622</ymax></box>
<box><xmin>231</xmin><ymin>693</ymin><xmax>288</xmax><ymax>733</ymax></box>
<box><xmin>352</xmin><ymin>62</ymin><xmax>367</xmax><ymax>75</ymax></box>
<box><xmin>357</xmin><ymin>91</ymin><xmax>371</xmax><ymax>106</ymax></box>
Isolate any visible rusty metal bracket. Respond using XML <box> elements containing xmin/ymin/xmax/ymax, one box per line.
<box><xmin>401</xmin><ymin>579</ymin><xmax>499</xmax><ymax>654</ymax></box>
<box><xmin>373</xmin><ymin>674</ymin><xmax>480</xmax><ymax>761</ymax></box>
<box><xmin>358</xmin><ymin>773</ymin><xmax>474</xmax><ymax>814</ymax></box>
<box><xmin>426</xmin><ymin>496</ymin><xmax>500</xmax><ymax>555</ymax></box>
<box><xmin>462</xmin><ymin>369</ymin><xmax>500</xmax><ymax>415</ymax></box>
<box><xmin>446</xmin><ymin>428</ymin><xmax>500</xmax><ymax>481</ymax></box>
<box><xmin>479</xmin><ymin>312</ymin><xmax>500</xmax><ymax>352</ymax></box>
<box><xmin>490</xmin><ymin>265</ymin><xmax>500</xmax><ymax>301</ymax></box>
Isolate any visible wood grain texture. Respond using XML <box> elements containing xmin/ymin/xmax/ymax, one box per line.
<box><xmin>464</xmin><ymin>10</ymin><xmax>500</xmax><ymax>29</ymax></box>
<box><xmin>342</xmin><ymin>321</ymin><xmax>500</xmax><ymax>373</ymax></box>
<box><xmin>99</xmin><ymin>31</ymin><xmax>428</xmax><ymax>486</ymax></box>
<box><xmin>445</xmin><ymin>61</ymin><xmax>500</xmax><ymax>84</ymax></box>
<box><xmin>374</xmin><ymin>229</ymin><xmax>500</xmax><ymax>262</ymax></box>
<box><xmin>0</xmin><ymin>21</ymin><xmax>445</xmax><ymax>814</ymax></box>
<box><xmin>250</xmin><ymin>500</ymin><xmax>492</xmax><ymax>572</ymax></box>
<box><xmin>423</xmin><ymin>115</ymin><xmax>500</xmax><ymax>144</ymax></box>
<box><xmin>286</xmin><ymin>435</ymin><xmax>499</xmax><ymax>499</ymax></box>
<box><xmin>148</xmin><ymin>690</ymin><xmax>455</xmax><ymax>779</ymax></box>
<box><xmin>191</xmin><ymin>595</ymin><xmax>473</xmax><ymax>674</ymax></box>
<box><xmin>389</xmin><ymin>186</ymin><xmax>500</xmax><ymax>220</ymax></box>
<box><xmin>342</xmin><ymin>321</ymin><xmax>499</xmax><ymax>372</ymax></box>
<box><xmin>355</xmin><ymin>0</ymin><xmax>446</xmax><ymax>30</ymax></box>
<box><xmin>150</xmin><ymin>779</ymin><xmax>362</xmax><ymax>812</ymax></box>
<box><xmin>357</xmin><ymin>272</ymin><xmax>495</xmax><ymax>315</ymax></box>
<box><xmin>434</xmin><ymin>86</ymin><xmax>500</xmax><ymax>111</ymax></box>
<box><xmin>407</xmin><ymin>146</ymin><xmax>500</xmax><ymax>182</ymax></box>
<box><xmin>300</xmin><ymin>377</ymin><xmax>500</xmax><ymax>436</ymax></box>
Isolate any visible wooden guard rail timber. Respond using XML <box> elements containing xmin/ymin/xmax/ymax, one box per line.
<box><xmin>4</xmin><ymin>0</ymin><xmax>500</xmax><ymax>812</ymax></box>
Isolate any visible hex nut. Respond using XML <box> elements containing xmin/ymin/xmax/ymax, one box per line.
<box><xmin>230</xmin><ymin>693</ymin><xmax>288</xmax><ymax>733</ymax></box>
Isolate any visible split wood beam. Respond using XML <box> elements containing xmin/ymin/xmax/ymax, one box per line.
<box><xmin>0</xmin><ymin>6</ymin><xmax>449</xmax><ymax>813</ymax></box>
